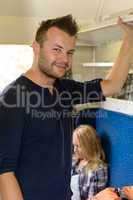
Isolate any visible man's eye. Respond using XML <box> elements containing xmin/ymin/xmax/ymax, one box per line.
<box><xmin>68</xmin><ymin>52</ymin><xmax>74</xmax><ymax>56</ymax></box>
<box><xmin>53</xmin><ymin>48</ymin><xmax>61</xmax><ymax>52</ymax></box>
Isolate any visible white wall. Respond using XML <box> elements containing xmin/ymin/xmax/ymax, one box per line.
<box><xmin>95</xmin><ymin>40</ymin><xmax>122</xmax><ymax>62</ymax></box>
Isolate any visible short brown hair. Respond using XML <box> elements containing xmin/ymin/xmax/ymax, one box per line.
<box><xmin>35</xmin><ymin>14</ymin><xmax>79</xmax><ymax>45</ymax></box>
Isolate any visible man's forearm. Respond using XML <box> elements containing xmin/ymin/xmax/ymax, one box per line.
<box><xmin>0</xmin><ymin>172</ymin><xmax>24</xmax><ymax>200</ymax></box>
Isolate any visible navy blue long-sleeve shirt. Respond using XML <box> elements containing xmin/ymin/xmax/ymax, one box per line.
<box><xmin>0</xmin><ymin>75</ymin><xmax>105</xmax><ymax>200</ymax></box>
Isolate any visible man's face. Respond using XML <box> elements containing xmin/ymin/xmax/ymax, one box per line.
<box><xmin>37</xmin><ymin>27</ymin><xmax>76</xmax><ymax>80</ymax></box>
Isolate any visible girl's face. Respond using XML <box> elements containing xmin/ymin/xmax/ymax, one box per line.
<box><xmin>73</xmin><ymin>132</ymin><xmax>84</xmax><ymax>160</ymax></box>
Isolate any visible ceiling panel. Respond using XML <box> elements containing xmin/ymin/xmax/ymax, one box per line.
<box><xmin>102</xmin><ymin>0</ymin><xmax>133</xmax><ymax>18</ymax></box>
<box><xmin>0</xmin><ymin>0</ymin><xmax>133</xmax><ymax>44</ymax></box>
<box><xmin>0</xmin><ymin>0</ymin><xmax>100</xmax><ymax>20</ymax></box>
<box><xmin>0</xmin><ymin>0</ymin><xmax>133</xmax><ymax>21</ymax></box>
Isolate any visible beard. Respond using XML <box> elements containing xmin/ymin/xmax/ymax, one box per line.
<box><xmin>38</xmin><ymin>55</ymin><xmax>69</xmax><ymax>79</ymax></box>
<box><xmin>39</xmin><ymin>65</ymin><xmax>59</xmax><ymax>80</ymax></box>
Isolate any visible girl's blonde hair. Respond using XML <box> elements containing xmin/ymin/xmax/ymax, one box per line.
<box><xmin>73</xmin><ymin>124</ymin><xmax>106</xmax><ymax>171</ymax></box>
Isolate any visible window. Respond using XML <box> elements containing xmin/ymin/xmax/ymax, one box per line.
<box><xmin>0</xmin><ymin>45</ymin><xmax>33</xmax><ymax>92</ymax></box>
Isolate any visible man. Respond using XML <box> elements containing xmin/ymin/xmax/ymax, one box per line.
<box><xmin>0</xmin><ymin>15</ymin><xmax>133</xmax><ymax>200</ymax></box>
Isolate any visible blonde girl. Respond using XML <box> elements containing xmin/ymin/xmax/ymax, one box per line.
<box><xmin>71</xmin><ymin>125</ymin><xmax>108</xmax><ymax>200</ymax></box>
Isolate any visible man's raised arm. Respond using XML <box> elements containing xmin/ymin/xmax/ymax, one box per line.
<box><xmin>101</xmin><ymin>17</ymin><xmax>133</xmax><ymax>97</ymax></box>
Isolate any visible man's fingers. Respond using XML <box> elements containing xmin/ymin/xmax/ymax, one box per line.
<box><xmin>117</xmin><ymin>16</ymin><xmax>133</xmax><ymax>35</ymax></box>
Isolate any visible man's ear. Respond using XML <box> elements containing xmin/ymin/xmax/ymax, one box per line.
<box><xmin>32</xmin><ymin>41</ymin><xmax>40</xmax><ymax>55</ymax></box>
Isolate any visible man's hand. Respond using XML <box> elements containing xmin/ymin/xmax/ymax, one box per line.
<box><xmin>90</xmin><ymin>188</ymin><xmax>122</xmax><ymax>200</ymax></box>
<box><xmin>118</xmin><ymin>17</ymin><xmax>133</xmax><ymax>38</ymax></box>
<box><xmin>0</xmin><ymin>172</ymin><xmax>24</xmax><ymax>200</ymax></box>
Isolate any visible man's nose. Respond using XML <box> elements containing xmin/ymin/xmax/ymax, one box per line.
<box><xmin>59</xmin><ymin>52</ymin><xmax>68</xmax><ymax>63</ymax></box>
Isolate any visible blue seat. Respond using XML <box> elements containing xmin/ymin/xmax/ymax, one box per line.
<box><xmin>96</xmin><ymin>109</ymin><xmax>133</xmax><ymax>187</ymax></box>
<box><xmin>75</xmin><ymin>108</ymin><xmax>133</xmax><ymax>187</ymax></box>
